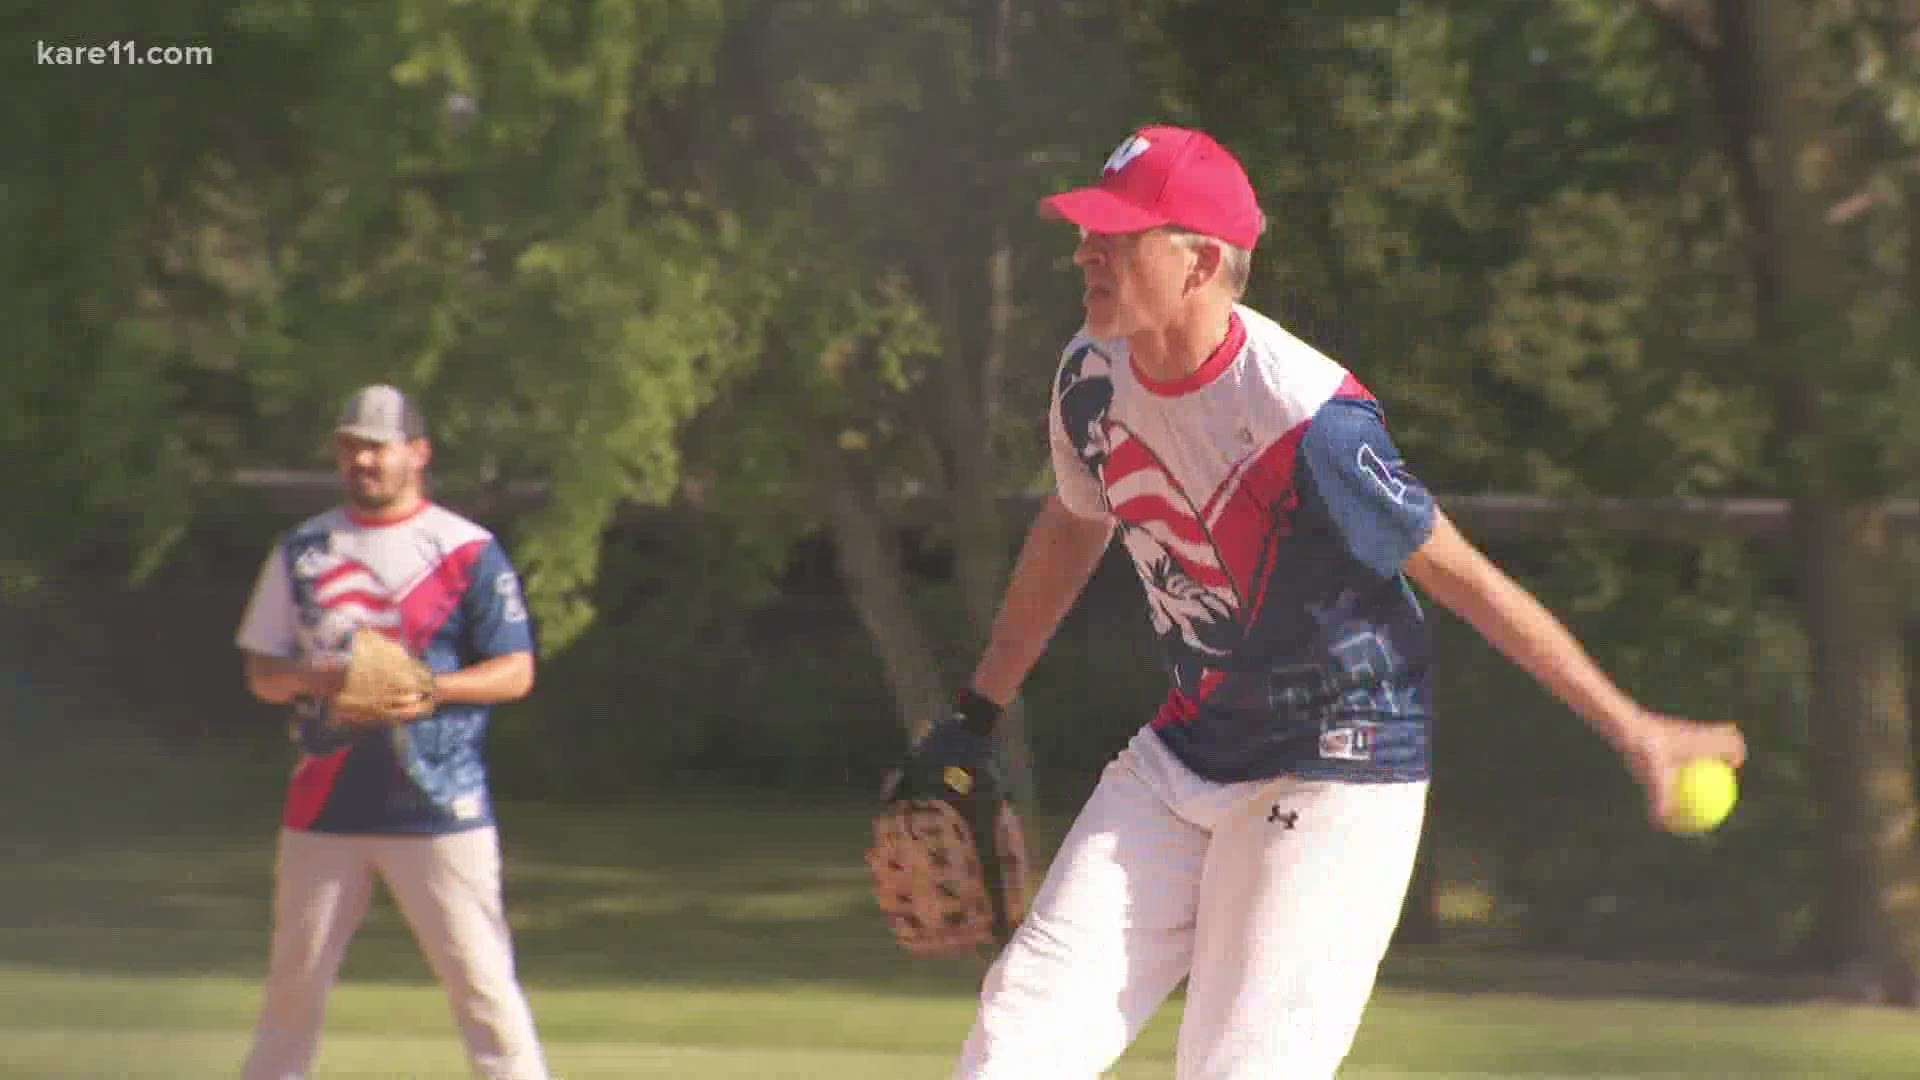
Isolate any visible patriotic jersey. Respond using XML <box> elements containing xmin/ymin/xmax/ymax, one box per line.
<box><xmin>1049</xmin><ymin>305</ymin><xmax>1437</xmax><ymax>784</ymax></box>
<box><xmin>235</xmin><ymin>503</ymin><xmax>534</xmax><ymax>834</ymax></box>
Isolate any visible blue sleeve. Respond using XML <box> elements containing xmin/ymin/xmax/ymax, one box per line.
<box><xmin>461</xmin><ymin>541</ymin><xmax>536</xmax><ymax>659</ymax></box>
<box><xmin>1298</xmin><ymin>397</ymin><xmax>1436</xmax><ymax>578</ymax></box>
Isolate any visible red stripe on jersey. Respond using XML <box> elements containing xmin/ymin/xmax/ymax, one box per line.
<box><xmin>315</xmin><ymin>563</ymin><xmax>369</xmax><ymax>590</ymax></box>
<box><xmin>1102</xmin><ymin>432</ymin><xmax>1161</xmax><ymax>486</ymax></box>
<box><xmin>1151</xmin><ymin>672</ymin><xmax>1227</xmax><ymax>727</ymax></box>
<box><xmin>396</xmin><ymin>539</ymin><xmax>488</xmax><ymax>653</ymax></box>
<box><xmin>1103</xmin><ymin>431</ymin><xmax>1236</xmax><ymax>592</ymax></box>
<box><xmin>1111</xmin><ymin>495</ymin><xmax>1234</xmax><ymax>591</ymax></box>
<box><xmin>1334</xmin><ymin>373</ymin><xmax>1376</xmax><ymax>402</ymax></box>
<box><xmin>1111</xmin><ymin>492</ymin><xmax>1213</xmax><ymax>547</ymax></box>
<box><xmin>1153</xmin><ymin>691</ymin><xmax>1194</xmax><ymax>729</ymax></box>
<box><xmin>318</xmin><ymin>590</ymin><xmax>393</xmax><ymax>614</ymax></box>
<box><xmin>1205</xmin><ymin>426</ymin><xmax>1306</xmax><ymax>622</ymax></box>
<box><xmin>282</xmin><ymin>750</ymin><xmax>350</xmax><ymax>829</ymax></box>
<box><xmin>1198</xmin><ymin>455</ymin><xmax>1252</xmax><ymax>522</ymax></box>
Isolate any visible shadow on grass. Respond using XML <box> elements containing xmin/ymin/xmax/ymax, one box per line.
<box><xmin>0</xmin><ymin>741</ymin><xmax>1831</xmax><ymax>1008</ymax></box>
<box><xmin>0</xmin><ymin>744</ymin><xmax>1006</xmax><ymax>996</ymax></box>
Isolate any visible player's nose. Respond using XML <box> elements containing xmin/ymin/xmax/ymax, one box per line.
<box><xmin>1072</xmin><ymin>232</ymin><xmax>1104</xmax><ymax>268</ymax></box>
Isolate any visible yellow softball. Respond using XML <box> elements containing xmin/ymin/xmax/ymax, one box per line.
<box><xmin>1665</xmin><ymin>758</ymin><xmax>1738</xmax><ymax>834</ymax></box>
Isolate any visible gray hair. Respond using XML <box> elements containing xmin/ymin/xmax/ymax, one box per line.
<box><xmin>1167</xmin><ymin>229</ymin><xmax>1255</xmax><ymax>298</ymax></box>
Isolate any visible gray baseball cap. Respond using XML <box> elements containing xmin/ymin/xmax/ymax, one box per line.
<box><xmin>335</xmin><ymin>384</ymin><xmax>428</xmax><ymax>443</ymax></box>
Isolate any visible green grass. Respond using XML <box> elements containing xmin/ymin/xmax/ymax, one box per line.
<box><xmin>6</xmin><ymin>969</ymin><xmax>1920</xmax><ymax>1079</ymax></box>
<box><xmin>4</xmin><ymin>740</ymin><xmax>1919</xmax><ymax>1078</ymax></box>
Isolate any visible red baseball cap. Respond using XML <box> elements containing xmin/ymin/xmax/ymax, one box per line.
<box><xmin>1040</xmin><ymin>126</ymin><xmax>1265</xmax><ymax>250</ymax></box>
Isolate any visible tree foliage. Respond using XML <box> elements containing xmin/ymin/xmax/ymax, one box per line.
<box><xmin>5</xmin><ymin>0</ymin><xmax>750</xmax><ymax>647</ymax></box>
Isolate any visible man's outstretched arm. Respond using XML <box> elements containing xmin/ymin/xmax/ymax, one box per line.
<box><xmin>1403</xmin><ymin>508</ymin><xmax>1746</xmax><ymax>828</ymax></box>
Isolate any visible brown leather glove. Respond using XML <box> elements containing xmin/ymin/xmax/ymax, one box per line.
<box><xmin>865</xmin><ymin>691</ymin><xmax>1029</xmax><ymax>956</ymax></box>
<box><xmin>328</xmin><ymin>629</ymin><xmax>436</xmax><ymax>729</ymax></box>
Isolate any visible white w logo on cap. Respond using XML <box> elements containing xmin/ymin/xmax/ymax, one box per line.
<box><xmin>1103</xmin><ymin>134</ymin><xmax>1151</xmax><ymax>176</ymax></box>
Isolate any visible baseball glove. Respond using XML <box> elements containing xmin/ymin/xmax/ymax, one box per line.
<box><xmin>866</xmin><ymin>697</ymin><xmax>1030</xmax><ymax>957</ymax></box>
<box><xmin>329</xmin><ymin>629</ymin><xmax>436</xmax><ymax>728</ymax></box>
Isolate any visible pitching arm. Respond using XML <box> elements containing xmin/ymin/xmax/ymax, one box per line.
<box><xmin>1403</xmin><ymin>509</ymin><xmax>1745</xmax><ymax>827</ymax></box>
<box><xmin>1403</xmin><ymin>510</ymin><xmax>1648</xmax><ymax>747</ymax></box>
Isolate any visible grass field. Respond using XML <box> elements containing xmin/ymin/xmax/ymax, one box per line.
<box><xmin>4</xmin><ymin>741</ymin><xmax>1919</xmax><ymax>1078</ymax></box>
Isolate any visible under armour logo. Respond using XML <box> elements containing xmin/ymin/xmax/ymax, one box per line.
<box><xmin>1268</xmin><ymin>806</ymin><xmax>1299</xmax><ymax>829</ymax></box>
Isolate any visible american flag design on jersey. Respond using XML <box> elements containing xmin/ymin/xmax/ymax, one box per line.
<box><xmin>237</xmin><ymin>503</ymin><xmax>534</xmax><ymax>834</ymax></box>
<box><xmin>1050</xmin><ymin>306</ymin><xmax>1437</xmax><ymax>784</ymax></box>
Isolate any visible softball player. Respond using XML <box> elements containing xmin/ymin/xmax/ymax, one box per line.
<box><xmin>234</xmin><ymin>386</ymin><xmax>549</xmax><ymax>1080</ymax></box>
<box><xmin>949</xmin><ymin>126</ymin><xmax>1746</xmax><ymax>1078</ymax></box>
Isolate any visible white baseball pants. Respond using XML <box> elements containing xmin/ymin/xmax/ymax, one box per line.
<box><xmin>240</xmin><ymin>827</ymin><xmax>549</xmax><ymax>1080</ymax></box>
<box><xmin>955</xmin><ymin>726</ymin><xmax>1427</xmax><ymax>1080</ymax></box>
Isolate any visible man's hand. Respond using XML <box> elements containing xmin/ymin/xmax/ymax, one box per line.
<box><xmin>246</xmin><ymin>652</ymin><xmax>349</xmax><ymax>706</ymax></box>
<box><xmin>326</xmin><ymin>631</ymin><xmax>438</xmax><ymax>729</ymax></box>
<box><xmin>333</xmin><ymin>684</ymin><xmax>438</xmax><ymax>727</ymax></box>
<box><xmin>884</xmin><ymin>716</ymin><xmax>1000</xmax><ymax>802</ymax></box>
<box><xmin>303</xmin><ymin>659</ymin><xmax>348</xmax><ymax>699</ymax></box>
<box><xmin>1617</xmin><ymin>713</ymin><xmax>1747</xmax><ymax>832</ymax></box>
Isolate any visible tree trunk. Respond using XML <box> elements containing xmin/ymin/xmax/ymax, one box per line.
<box><xmin>982</xmin><ymin>0</ymin><xmax>1016</xmax><ymax>466</ymax></box>
<box><xmin>811</xmin><ymin>449</ymin><xmax>949</xmax><ymax>744</ymax></box>
<box><xmin>1795</xmin><ymin>502</ymin><xmax>1920</xmax><ymax>1003</ymax></box>
<box><xmin>1727</xmin><ymin>0</ymin><xmax>1920</xmax><ymax>1002</ymax></box>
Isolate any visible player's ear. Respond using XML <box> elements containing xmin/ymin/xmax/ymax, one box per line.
<box><xmin>1186</xmin><ymin>239</ymin><xmax>1224</xmax><ymax>294</ymax></box>
<box><xmin>410</xmin><ymin>438</ymin><xmax>433</xmax><ymax>471</ymax></box>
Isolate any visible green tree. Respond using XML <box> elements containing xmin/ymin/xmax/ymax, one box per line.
<box><xmin>650</xmin><ymin>0</ymin><xmax>1157</xmax><ymax>804</ymax></box>
<box><xmin>1551</xmin><ymin>0</ymin><xmax>1920</xmax><ymax>1002</ymax></box>
<box><xmin>3</xmin><ymin>1</ymin><xmax>752</xmax><ymax>651</ymax></box>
